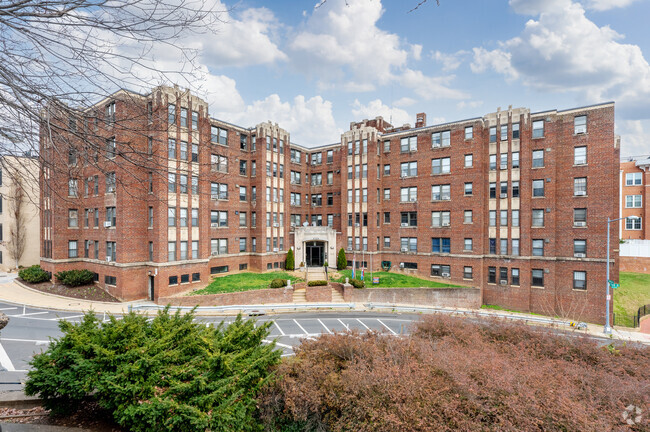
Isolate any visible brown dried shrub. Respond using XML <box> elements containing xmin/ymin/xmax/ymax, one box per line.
<box><xmin>259</xmin><ymin>314</ymin><xmax>649</xmax><ymax>432</ymax></box>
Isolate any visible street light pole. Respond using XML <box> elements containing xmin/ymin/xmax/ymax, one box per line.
<box><xmin>605</xmin><ymin>216</ymin><xmax>630</xmax><ymax>335</ymax></box>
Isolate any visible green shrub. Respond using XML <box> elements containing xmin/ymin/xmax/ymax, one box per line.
<box><xmin>269</xmin><ymin>278</ymin><xmax>287</xmax><ymax>289</ymax></box>
<box><xmin>307</xmin><ymin>280</ymin><xmax>327</xmax><ymax>287</ymax></box>
<box><xmin>25</xmin><ymin>309</ymin><xmax>281</xmax><ymax>432</ymax></box>
<box><xmin>349</xmin><ymin>279</ymin><xmax>365</xmax><ymax>289</ymax></box>
<box><xmin>337</xmin><ymin>248</ymin><xmax>347</xmax><ymax>270</ymax></box>
<box><xmin>285</xmin><ymin>248</ymin><xmax>295</xmax><ymax>271</ymax></box>
<box><xmin>54</xmin><ymin>269</ymin><xmax>95</xmax><ymax>287</ymax></box>
<box><xmin>18</xmin><ymin>265</ymin><xmax>51</xmax><ymax>283</ymax></box>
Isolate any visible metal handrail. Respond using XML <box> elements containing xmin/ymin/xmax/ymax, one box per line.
<box><xmin>129</xmin><ymin>303</ymin><xmax>356</xmax><ymax>313</ymax></box>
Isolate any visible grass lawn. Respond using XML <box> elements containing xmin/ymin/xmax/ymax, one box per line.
<box><xmin>331</xmin><ymin>269</ymin><xmax>465</xmax><ymax>289</ymax></box>
<box><xmin>615</xmin><ymin>272</ymin><xmax>650</xmax><ymax>327</ymax></box>
<box><xmin>191</xmin><ymin>272</ymin><xmax>303</xmax><ymax>295</ymax></box>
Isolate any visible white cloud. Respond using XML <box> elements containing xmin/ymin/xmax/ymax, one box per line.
<box><xmin>456</xmin><ymin>100</ymin><xmax>484</xmax><ymax>110</ymax></box>
<box><xmin>411</xmin><ymin>45</ymin><xmax>423</xmax><ymax>61</ymax></box>
<box><xmin>618</xmin><ymin>120</ymin><xmax>650</xmax><ymax>157</ymax></box>
<box><xmin>584</xmin><ymin>0</ymin><xmax>640</xmax><ymax>11</ymax></box>
<box><xmin>351</xmin><ymin>99</ymin><xmax>412</xmax><ymax>127</ymax></box>
<box><xmin>290</xmin><ymin>0</ymin><xmax>411</xmax><ymax>89</ymax></box>
<box><xmin>220</xmin><ymin>94</ymin><xmax>341</xmax><ymax>146</ymax></box>
<box><xmin>200</xmin><ymin>3</ymin><xmax>287</xmax><ymax>67</ymax></box>
<box><xmin>393</xmin><ymin>97</ymin><xmax>417</xmax><ymax>107</ymax></box>
<box><xmin>508</xmin><ymin>0</ymin><xmax>570</xmax><ymax>15</ymax></box>
<box><xmin>470</xmin><ymin>48</ymin><xmax>518</xmax><ymax>79</ymax></box>
<box><xmin>432</xmin><ymin>50</ymin><xmax>468</xmax><ymax>71</ymax></box>
<box><xmin>399</xmin><ymin>69</ymin><xmax>469</xmax><ymax>100</ymax></box>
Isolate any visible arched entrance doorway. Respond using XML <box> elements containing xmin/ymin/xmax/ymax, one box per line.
<box><xmin>305</xmin><ymin>241</ymin><xmax>325</xmax><ymax>267</ymax></box>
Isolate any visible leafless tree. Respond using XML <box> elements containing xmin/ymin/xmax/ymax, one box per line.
<box><xmin>0</xmin><ymin>0</ymin><xmax>229</xmax><ymax>202</ymax></box>
<box><xmin>6</xmin><ymin>170</ymin><xmax>27</xmax><ymax>269</ymax></box>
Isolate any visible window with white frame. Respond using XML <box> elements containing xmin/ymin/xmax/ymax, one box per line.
<box><xmin>500</xmin><ymin>239</ymin><xmax>508</xmax><ymax>255</ymax></box>
<box><xmin>512</xmin><ymin>210</ymin><xmax>520</xmax><ymax>227</ymax></box>
<box><xmin>211</xmin><ymin>126</ymin><xmax>227</xmax><ymax>145</ymax></box>
<box><xmin>432</xmin><ymin>130</ymin><xmax>450</xmax><ymax>148</ymax></box>
<box><xmin>532</xmin><ymin>209</ymin><xmax>544</xmax><ymax>227</ymax></box>
<box><xmin>532</xmin><ymin>120</ymin><xmax>544</xmax><ymax>138</ymax></box>
<box><xmin>211</xmin><ymin>154</ymin><xmax>228</xmax><ymax>173</ymax></box>
<box><xmin>464</xmin><ymin>154</ymin><xmax>473</xmax><ymax>168</ymax></box>
<box><xmin>489</xmin><ymin>126</ymin><xmax>497</xmax><ymax>142</ymax></box>
<box><xmin>512</xmin><ymin>151</ymin><xmax>520</xmax><ymax>168</ymax></box>
<box><xmin>383</xmin><ymin>188</ymin><xmax>391</xmax><ymax>200</ymax></box>
<box><xmin>431</xmin><ymin>184</ymin><xmax>450</xmax><ymax>201</ymax></box>
<box><xmin>210</xmin><ymin>210</ymin><xmax>228</xmax><ymax>227</ymax></box>
<box><xmin>626</xmin><ymin>217</ymin><xmax>642</xmax><ymax>230</ymax></box>
<box><xmin>574</xmin><ymin>239</ymin><xmax>586</xmax><ymax>256</ymax></box>
<box><xmin>533</xmin><ymin>179</ymin><xmax>545</xmax><ymax>197</ymax></box>
<box><xmin>431</xmin><ymin>157</ymin><xmax>450</xmax><ymax>174</ymax></box>
<box><xmin>210</xmin><ymin>182</ymin><xmax>228</xmax><ymax>200</ymax></box>
<box><xmin>512</xmin><ymin>123</ymin><xmax>520</xmax><ymax>139</ymax></box>
<box><xmin>574</xmin><ymin>146</ymin><xmax>587</xmax><ymax>165</ymax></box>
<box><xmin>464</xmin><ymin>266</ymin><xmax>473</xmax><ymax>279</ymax></box>
<box><xmin>489</xmin><ymin>154</ymin><xmax>497</xmax><ymax>170</ymax></box>
<box><xmin>431</xmin><ymin>211</ymin><xmax>450</xmax><ymax>227</ymax></box>
<box><xmin>512</xmin><ymin>239</ymin><xmax>520</xmax><ymax>256</ymax></box>
<box><xmin>500</xmin><ymin>210</ymin><xmax>508</xmax><ymax>226</ymax></box>
<box><xmin>626</xmin><ymin>195</ymin><xmax>642</xmax><ymax>208</ymax></box>
<box><xmin>489</xmin><ymin>210</ymin><xmax>496</xmax><ymax>227</ymax></box>
<box><xmin>574</xmin><ymin>177</ymin><xmax>587</xmax><ymax>195</ymax></box>
<box><xmin>574</xmin><ymin>208</ymin><xmax>587</xmax><ymax>225</ymax></box>
<box><xmin>464</xmin><ymin>210</ymin><xmax>472</xmax><ymax>224</ymax></box>
<box><xmin>573</xmin><ymin>271</ymin><xmax>586</xmax><ymax>290</ymax></box>
<box><xmin>401</xmin><ymin>161</ymin><xmax>417</xmax><ymax>177</ymax></box>
<box><xmin>401</xmin><ymin>187</ymin><xmax>417</xmax><ymax>202</ymax></box>
<box><xmin>465</xmin><ymin>126</ymin><xmax>473</xmax><ymax>140</ymax></box>
<box><xmin>464</xmin><ymin>238</ymin><xmax>473</xmax><ymax>251</ymax></box>
<box><xmin>68</xmin><ymin>240</ymin><xmax>78</xmax><ymax>258</ymax></box>
<box><xmin>464</xmin><ymin>182</ymin><xmax>473</xmax><ymax>196</ymax></box>
<box><xmin>211</xmin><ymin>238</ymin><xmax>228</xmax><ymax>255</ymax></box>
<box><xmin>574</xmin><ymin>115</ymin><xmax>587</xmax><ymax>134</ymax></box>
<box><xmin>626</xmin><ymin>172</ymin><xmax>642</xmax><ymax>186</ymax></box>
<box><xmin>532</xmin><ymin>149</ymin><xmax>544</xmax><ymax>168</ymax></box>
<box><xmin>532</xmin><ymin>239</ymin><xmax>544</xmax><ymax>256</ymax></box>
<box><xmin>401</xmin><ymin>237</ymin><xmax>418</xmax><ymax>252</ymax></box>
<box><xmin>400</xmin><ymin>136</ymin><xmax>417</xmax><ymax>152</ymax></box>
<box><xmin>500</xmin><ymin>124</ymin><xmax>508</xmax><ymax>141</ymax></box>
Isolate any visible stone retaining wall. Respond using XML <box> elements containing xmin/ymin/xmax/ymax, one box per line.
<box><xmin>342</xmin><ymin>285</ymin><xmax>481</xmax><ymax>309</ymax></box>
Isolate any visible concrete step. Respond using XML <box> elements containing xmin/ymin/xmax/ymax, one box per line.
<box><xmin>331</xmin><ymin>287</ymin><xmax>344</xmax><ymax>303</ymax></box>
<box><xmin>292</xmin><ymin>288</ymin><xmax>306</xmax><ymax>303</ymax></box>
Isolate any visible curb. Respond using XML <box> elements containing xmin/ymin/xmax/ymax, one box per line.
<box><xmin>0</xmin><ymin>392</ymin><xmax>41</xmax><ymax>409</ymax></box>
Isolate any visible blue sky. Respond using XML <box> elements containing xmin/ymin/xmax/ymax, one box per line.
<box><xmin>162</xmin><ymin>0</ymin><xmax>650</xmax><ymax>155</ymax></box>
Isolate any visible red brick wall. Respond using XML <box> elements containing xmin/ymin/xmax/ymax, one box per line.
<box><xmin>157</xmin><ymin>286</ymin><xmax>294</xmax><ymax>307</ymax></box>
<box><xmin>304</xmin><ymin>283</ymin><xmax>332</xmax><ymax>302</ymax></box>
<box><xmin>640</xmin><ymin>315</ymin><xmax>650</xmax><ymax>335</ymax></box>
<box><xmin>342</xmin><ymin>285</ymin><xmax>481</xmax><ymax>309</ymax></box>
<box><xmin>620</xmin><ymin>257</ymin><xmax>650</xmax><ymax>273</ymax></box>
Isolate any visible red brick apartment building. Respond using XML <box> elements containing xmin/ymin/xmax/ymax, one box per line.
<box><xmin>620</xmin><ymin>156</ymin><xmax>650</xmax><ymax>240</ymax></box>
<box><xmin>40</xmin><ymin>86</ymin><xmax>620</xmax><ymax>324</ymax></box>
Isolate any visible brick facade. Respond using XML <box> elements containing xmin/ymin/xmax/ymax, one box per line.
<box><xmin>40</xmin><ymin>86</ymin><xmax>619</xmax><ymax>324</ymax></box>
<box><xmin>619</xmin><ymin>158</ymin><xmax>650</xmax><ymax>239</ymax></box>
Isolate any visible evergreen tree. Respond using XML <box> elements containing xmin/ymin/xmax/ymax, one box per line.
<box><xmin>337</xmin><ymin>248</ymin><xmax>347</xmax><ymax>270</ymax></box>
<box><xmin>285</xmin><ymin>248</ymin><xmax>295</xmax><ymax>270</ymax></box>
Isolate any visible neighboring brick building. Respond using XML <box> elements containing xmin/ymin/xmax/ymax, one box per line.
<box><xmin>620</xmin><ymin>156</ymin><xmax>650</xmax><ymax>239</ymax></box>
<box><xmin>40</xmin><ymin>86</ymin><xmax>620</xmax><ymax>324</ymax></box>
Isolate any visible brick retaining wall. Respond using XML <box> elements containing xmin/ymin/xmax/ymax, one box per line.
<box><xmin>157</xmin><ymin>286</ymin><xmax>294</xmax><ymax>307</ymax></box>
<box><xmin>342</xmin><ymin>286</ymin><xmax>481</xmax><ymax>309</ymax></box>
<box><xmin>620</xmin><ymin>257</ymin><xmax>650</xmax><ymax>274</ymax></box>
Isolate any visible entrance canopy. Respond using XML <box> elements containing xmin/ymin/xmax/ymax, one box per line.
<box><xmin>293</xmin><ymin>225</ymin><xmax>337</xmax><ymax>267</ymax></box>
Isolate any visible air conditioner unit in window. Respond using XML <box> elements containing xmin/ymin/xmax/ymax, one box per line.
<box><xmin>575</xmin><ymin>191</ymin><xmax>587</xmax><ymax>196</ymax></box>
<box><xmin>500</xmin><ymin>164</ymin><xmax>507</xmax><ymax>170</ymax></box>
<box><xmin>273</xmin><ymin>248</ymin><xmax>279</xmax><ymax>252</ymax></box>
<box><xmin>273</xmin><ymin>223</ymin><xmax>279</xmax><ymax>227</ymax></box>
<box><xmin>290</xmin><ymin>223</ymin><xmax>296</xmax><ymax>227</ymax></box>
<box><xmin>355</xmin><ymin>223</ymin><xmax>360</xmax><ymax>227</ymax></box>
<box><xmin>574</xmin><ymin>253</ymin><xmax>586</xmax><ymax>258</ymax></box>
<box><xmin>401</xmin><ymin>247</ymin><xmax>408</xmax><ymax>252</ymax></box>
<box><xmin>103</xmin><ymin>221</ymin><xmax>112</xmax><ymax>228</ymax></box>
<box><xmin>273</xmin><ymin>198</ymin><xmax>278</xmax><ymax>202</ymax></box>
<box><xmin>442</xmin><ymin>195</ymin><xmax>450</xmax><ymax>200</ymax></box>
<box><xmin>500</xmin><ymin>193</ymin><xmax>507</xmax><ymax>198</ymax></box>
<box><xmin>574</xmin><ymin>221</ymin><xmax>587</xmax><ymax>227</ymax></box>
<box><xmin>401</xmin><ymin>223</ymin><xmax>408</xmax><ymax>227</ymax></box>
<box><xmin>106</xmin><ymin>256</ymin><xmax>112</xmax><ymax>262</ymax></box>
<box><xmin>441</xmin><ymin>272</ymin><xmax>450</xmax><ymax>278</ymax></box>
<box><xmin>442</xmin><ymin>222</ymin><xmax>450</xmax><ymax>227</ymax></box>
<box><xmin>210</xmin><ymin>223</ymin><xmax>218</xmax><ymax>227</ymax></box>
<box><xmin>409</xmin><ymin>198</ymin><xmax>417</xmax><ymax>202</ymax></box>
<box><xmin>500</xmin><ymin>280</ymin><xmax>507</xmax><ymax>285</ymax></box>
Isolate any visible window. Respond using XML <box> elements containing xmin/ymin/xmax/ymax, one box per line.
<box><xmin>512</xmin><ymin>151</ymin><xmax>520</xmax><ymax>169</ymax></box>
<box><xmin>512</xmin><ymin>239</ymin><xmax>520</xmax><ymax>256</ymax></box>
<box><xmin>500</xmin><ymin>153</ymin><xmax>507</xmax><ymax>169</ymax></box>
<box><xmin>463</xmin><ymin>266</ymin><xmax>473</xmax><ymax>279</ymax></box>
<box><xmin>383</xmin><ymin>188</ymin><xmax>391</xmax><ymax>201</ymax></box>
<box><xmin>431</xmin><ymin>237</ymin><xmax>450</xmax><ymax>253</ymax></box>
<box><xmin>574</xmin><ymin>177</ymin><xmax>587</xmax><ymax>195</ymax></box>
<box><xmin>489</xmin><ymin>238</ymin><xmax>496</xmax><ymax>254</ymax></box>
<box><xmin>489</xmin><ymin>154</ymin><xmax>497</xmax><ymax>170</ymax></box>
<box><xmin>311</xmin><ymin>193</ymin><xmax>323</xmax><ymax>206</ymax></box>
<box><xmin>191</xmin><ymin>176</ymin><xmax>198</xmax><ymax>195</ymax></box>
<box><xmin>532</xmin><ymin>150</ymin><xmax>544</xmax><ymax>168</ymax></box>
<box><xmin>106</xmin><ymin>101</ymin><xmax>116</xmax><ymax>124</ymax></box>
<box><xmin>431</xmin><ymin>264</ymin><xmax>450</xmax><ymax>277</ymax></box>
<box><xmin>401</xmin><ymin>136</ymin><xmax>417</xmax><ymax>152</ymax></box>
<box><xmin>500</xmin><ymin>181</ymin><xmax>507</xmax><ymax>198</ymax></box>
<box><xmin>512</xmin><ymin>181</ymin><xmax>520</xmax><ymax>198</ymax></box>
<box><xmin>68</xmin><ymin>148</ymin><xmax>77</xmax><ymax>166</ymax></box>
<box><xmin>574</xmin><ymin>208</ymin><xmax>587</xmax><ymax>226</ymax></box>
<box><xmin>239</xmin><ymin>238</ymin><xmax>247</xmax><ymax>252</ymax></box>
<box><xmin>383</xmin><ymin>164</ymin><xmax>391</xmax><ymax>176</ymax></box>
<box><xmin>401</xmin><ymin>237</ymin><xmax>418</xmax><ymax>252</ymax></box>
<box><xmin>532</xmin><ymin>179</ymin><xmax>545</xmax><ymax>197</ymax></box>
<box><xmin>400</xmin><ymin>212</ymin><xmax>417</xmax><ymax>227</ymax></box>
<box><xmin>489</xmin><ymin>210</ymin><xmax>496</xmax><ymax>227</ymax></box>
<box><xmin>311</xmin><ymin>152</ymin><xmax>322</xmax><ymax>165</ymax></box>
<box><xmin>500</xmin><ymin>239</ymin><xmax>508</xmax><ymax>255</ymax></box>
<box><xmin>211</xmin><ymin>126</ymin><xmax>227</xmax><ymax>145</ymax></box>
<box><xmin>290</xmin><ymin>192</ymin><xmax>301</xmax><ymax>206</ymax></box>
<box><xmin>532</xmin><ymin>120</ymin><xmax>544</xmax><ymax>138</ymax></box>
<box><xmin>168</xmin><ymin>139</ymin><xmax>176</xmax><ymax>159</ymax></box>
<box><xmin>532</xmin><ymin>239</ymin><xmax>544</xmax><ymax>256</ymax></box>
<box><xmin>626</xmin><ymin>173</ymin><xmax>642</xmax><ymax>186</ymax></box>
<box><xmin>489</xmin><ymin>126</ymin><xmax>497</xmax><ymax>143</ymax></box>
<box><xmin>179</xmin><ymin>175</ymin><xmax>188</xmax><ymax>194</ymax></box>
<box><xmin>68</xmin><ymin>240</ymin><xmax>78</xmax><ymax>258</ymax></box>
<box><xmin>94</xmin><ymin>208</ymin><xmax>99</xmax><ymax>227</ymax></box>
<box><xmin>573</xmin><ymin>271</ymin><xmax>586</xmax><ymax>290</ymax></box>
<box><xmin>239</xmin><ymin>212</ymin><xmax>247</xmax><ymax>227</ymax></box>
<box><xmin>500</xmin><ymin>124</ymin><xmax>508</xmax><ymax>141</ymax></box>
<box><xmin>626</xmin><ymin>217</ymin><xmax>642</xmax><ymax>230</ymax></box>
<box><xmin>311</xmin><ymin>173</ymin><xmax>322</xmax><ymax>186</ymax></box>
<box><xmin>464</xmin><ymin>154</ymin><xmax>473</xmax><ymax>168</ymax></box>
<box><xmin>191</xmin><ymin>208</ymin><xmax>198</xmax><ymax>226</ymax></box>
<box><xmin>106</xmin><ymin>241</ymin><xmax>117</xmax><ymax>261</ymax></box>
<box><xmin>239</xmin><ymin>160</ymin><xmax>247</xmax><ymax>176</ymax></box>
<box><xmin>168</xmin><ymin>207</ymin><xmax>176</xmax><ymax>226</ymax></box>
<box><xmin>68</xmin><ymin>209</ymin><xmax>78</xmax><ymax>227</ymax></box>
<box><xmin>464</xmin><ymin>238</ymin><xmax>473</xmax><ymax>251</ymax></box>
<box><xmin>105</xmin><ymin>207</ymin><xmax>116</xmax><ymax>227</ymax></box>
<box><xmin>574</xmin><ymin>115</ymin><xmax>587</xmax><ymax>134</ymax></box>
<box><xmin>326</xmin><ymin>150</ymin><xmax>334</xmax><ymax>163</ymax></box>
<box><xmin>211</xmin><ymin>182</ymin><xmax>228</xmax><ymax>200</ymax></box>
<box><xmin>431</xmin><ymin>184</ymin><xmax>450</xmax><ymax>201</ymax></box>
<box><xmin>105</xmin><ymin>275</ymin><xmax>117</xmax><ymax>286</ymax></box>
<box><xmin>464</xmin><ymin>210</ymin><xmax>473</xmax><ymax>224</ymax></box>
<box><xmin>488</xmin><ymin>267</ymin><xmax>496</xmax><ymax>284</ymax></box>
<box><xmin>401</xmin><ymin>187</ymin><xmax>418</xmax><ymax>202</ymax></box>
<box><xmin>383</xmin><ymin>140</ymin><xmax>391</xmax><ymax>152</ymax></box>
<box><xmin>499</xmin><ymin>267</ymin><xmax>508</xmax><ymax>284</ymax></box>
<box><xmin>211</xmin><ymin>238</ymin><xmax>228</xmax><ymax>255</ymax></box>
<box><xmin>532</xmin><ymin>209</ymin><xmax>544</xmax><ymax>227</ymax></box>
<box><xmin>431</xmin><ymin>211</ymin><xmax>451</xmax><ymax>227</ymax></box>
<box><xmin>179</xmin><ymin>141</ymin><xmax>188</xmax><ymax>160</ymax></box>
<box><xmin>489</xmin><ymin>183</ymin><xmax>496</xmax><ymax>199</ymax></box>
<box><xmin>465</xmin><ymin>126</ymin><xmax>473</xmax><ymax>140</ymax></box>
<box><xmin>327</xmin><ymin>171</ymin><xmax>333</xmax><ymax>185</ymax></box>
<box><xmin>210</xmin><ymin>265</ymin><xmax>228</xmax><ymax>274</ymax></box>
<box><xmin>574</xmin><ymin>146</ymin><xmax>587</xmax><ymax>165</ymax></box>
<box><xmin>431</xmin><ymin>157</ymin><xmax>450</xmax><ymax>174</ymax></box>
<box><xmin>211</xmin><ymin>154</ymin><xmax>228</xmax><ymax>173</ymax></box>
<box><xmin>431</xmin><ymin>130</ymin><xmax>450</xmax><ymax>148</ymax></box>
<box><xmin>574</xmin><ymin>239</ymin><xmax>586</xmax><ymax>256</ymax></box>
<box><xmin>500</xmin><ymin>210</ymin><xmax>508</xmax><ymax>226</ymax></box>
<box><xmin>176</xmin><ymin>208</ymin><xmax>187</xmax><ymax>227</ymax></box>
<box><xmin>210</xmin><ymin>210</ymin><xmax>228</xmax><ymax>227</ymax></box>
<box><xmin>532</xmin><ymin>269</ymin><xmax>544</xmax><ymax>287</ymax></box>
<box><xmin>401</xmin><ymin>161</ymin><xmax>418</xmax><ymax>177</ymax></box>
<box><xmin>384</xmin><ymin>212</ymin><xmax>391</xmax><ymax>224</ymax></box>
<box><xmin>68</xmin><ymin>178</ymin><xmax>78</xmax><ymax>197</ymax></box>
<box><xmin>327</xmin><ymin>214</ymin><xmax>334</xmax><ymax>227</ymax></box>
<box><xmin>626</xmin><ymin>195</ymin><xmax>642</xmax><ymax>208</ymax></box>
<box><xmin>512</xmin><ymin>122</ymin><xmax>520</xmax><ymax>139</ymax></box>
<box><xmin>512</xmin><ymin>210</ymin><xmax>520</xmax><ymax>227</ymax></box>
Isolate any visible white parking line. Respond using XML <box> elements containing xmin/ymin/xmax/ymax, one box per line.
<box><xmin>0</xmin><ymin>307</ymin><xmax>17</xmax><ymax>311</ymax></box>
<box><xmin>356</xmin><ymin>318</ymin><xmax>370</xmax><ymax>330</ymax></box>
<box><xmin>8</xmin><ymin>311</ymin><xmax>49</xmax><ymax>317</ymax></box>
<box><xmin>293</xmin><ymin>319</ymin><xmax>309</xmax><ymax>336</ymax></box>
<box><xmin>263</xmin><ymin>340</ymin><xmax>293</xmax><ymax>350</ymax></box>
<box><xmin>337</xmin><ymin>319</ymin><xmax>350</xmax><ymax>331</ymax></box>
<box><xmin>273</xmin><ymin>321</ymin><xmax>285</xmax><ymax>336</ymax></box>
<box><xmin>0</xmin><ymin>338</ymin><xmax>50</xmax><ymax>344</ymax></box>
<box><xmin>317</xmin><ymin>319</ymin><xmax>333</xmax><ymax>334</ymax></box>
<box><xmin>53</xmin><ymin>315</ymin><xmax>84</xmax><ymax>321</ymax></box>
<box><xmin>0</xmin><ymin>342</ymin><xmax>15</xmax><ymax>371</ymax></box>
<box><xmin>377</xmin><ymin>319</ymin><xmax>397</xmax><ymax>335</ymax></box>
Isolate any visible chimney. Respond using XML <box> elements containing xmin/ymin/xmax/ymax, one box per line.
<box><xmin>415</xmin><ymin>112</ymin><xmax>426</xmax><ymax>128</ymax></box>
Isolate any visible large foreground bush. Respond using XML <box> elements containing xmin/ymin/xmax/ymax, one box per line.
<box><xmin>26</xmin><ymin>308</ymin><xmax>281</xmax><ymax>432</ymax></box>
<box><xmin>259</xmin><ymin>315</ymin><xmax>649</xmax><ymax>432</ymax></box>
<box><xmin>54</xmin><ymin>269</ymin><xmax>95</xmax><ymax>287</ymax></box>
<box><xmin>18</xmin><ymin>265</ymin><xmax>50</xmax><ymax>283</ymax></box>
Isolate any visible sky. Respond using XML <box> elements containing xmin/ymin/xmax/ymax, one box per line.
<box><xmin>149</xmin><ymin>0</ymin><xmax>650</xmax><ymax>156</ymax></box>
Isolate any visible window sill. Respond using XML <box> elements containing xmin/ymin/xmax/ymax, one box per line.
<box><xmin>431</xmin><ymin>172</ymin><xmax>451</xmax><ymax>176</ymax></box>
<box><xmin>572</xmin><ymin>288</ymin><xmax>587</xmax><ymax>292</ymax></box>
<box><xmin>531</xmin><ymin>196</ymin><xmax>545</xmax><ymax>199</ymax></box>
<box><xmin>430</xmin><ymin>200</ymin><xmax>451</xmax><ymax>203</ymax></box>
<box><xmin>430</xmin><ymin>226</ymin><xmax>450</xmax><ymax>229</ymax></box>
<box><xmin>573</xmin><ymin>194</ymin><xmax>588</xmax><ymax>198</ymax></box>
<box><xmin>531</xmin><ymin>166</ymin><xmax>545</xmax><ymax>169</ymax></box>
<box><xmin>464</xmin><ymin>194</ymin><xmax>473</xmax><ymax>197</ymax></box>
<box><xmin>573</xmin><ymin>164</ymin><xmax>588</xmax><ymax>168</ymax></box>
<box><xmin>531</xmin><ymin>226</ymin><xmax>545</xmax><ymax>229</ymax></box>
<box><xmin>68</xmin><ymin>226</ymin><xmax>79</xmax><ymax>229</ymax></box>
<box><xmin>464</xmin><ymin>166</ymin><xmax>473</xmax><ymax>169</ymax></box>
<box><xmin>531</xmin><ymin>285</ymin><xmax>545</xmax><ymax>289</ymax></box>
<box><xmin>531</xmin><ymin>136</ymin><xmax>545</xmax><ymax>140</ymax></box>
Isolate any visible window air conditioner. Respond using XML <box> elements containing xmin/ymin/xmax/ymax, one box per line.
<box><xmin>575</xmin><ymin>191</ymin><xmax>587</xmax><ymax>196</ymax></box>
<box><xmin>574</xmin><ymin>253</ymin><xmax>586</xmax><ymax>258</ymax></box>
<box><xmin>103</xmin><ymin>221</ymin><xmax>112</xmax><ymax>228</ymax></box>
<box><xmin>355</xmin><ymin>223</ymin><xmax>360</xmax><ymax>227</ymax></box>
<box><xmin>273</xmin><ymin>248</ymin><xmax>279</xmax><ymax>252</ymax></box>
<box><xmin>106</xmin><ymin>256</ymin><xmax>112</xmax><ymax>262</ymax></box>
<box><xmin>401</xmin><ymin>223</ymin><xmax>408</xmax><ymax>227</ymax></box>
<box><xmin>574</xmin><ymin>221</ymin><xmax>586</xmax><ymax>227</ymax></box>
<box><xmin>500</xmin><ymin>280</ymin><xmax>507</xmax><ymax>285</ymax></box>
<box><xmin>409</xmin><ymin>197</ymin><xmax>416</xmax><ymax>202</ymax></box>
<box><xmin>290</xmin><ymin>223</ymin><xmax>296</xmax><ymax>227</ymax></box>
<box><xmin>401</xmin><ymin>247</ymin><xmax>408</xmax><ymax>252</ymax></box>
<box><xmin>500</xmin><ymin>164</ymin><xmax>507</xmax><ymax>170</ymax></box>
<box><xmin>442</xmin><ymin>194</ymin><xmax>450</xmax><ymax>200</ymax></box>
<box><xmin>500</xmin><ymin>193</ymin><xmax>507</xmax><ymax>198</ymax></box>
<box><xmin>210</xmin><ymin>223</ymin><xmax>218</xmax><ymax>227</ymax></box>
<box><xmin>441</xmin><ymin>272</ymin><xmax>450</xmax><ymax>278</ymax></box>
<box><xmin>273</xmin><ymin>223</ymin><xmax>279</xmax><ymax>227</ymax></box>
<box><xmin>441</xmin><ymin>222</ymin><xmax>450</xmax><ymax>227</ymax></box>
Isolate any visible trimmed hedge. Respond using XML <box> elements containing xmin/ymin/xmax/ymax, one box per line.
<box><xmin>269</xmin><ymin>278</ymin><xmax>288</xmax><ymax>289</ymax></box>
<box><xmin>307</xmin><ymin>280</ymin><xmax>327</xmax><ymax>287</ymax></box>
<box><xmin>55</xmin><ymin>269</ymin><xmax>95</xmax><ymax>287</ymax></box>
<box><xmin>349</xmin><ymin>279</ymin><xmax>365</xmax><ymax>289</ymax></box>
<box><xmin>18</xmin><ymin>265</ymin><xmax>51</xmax><ymax>284</ymax></box>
